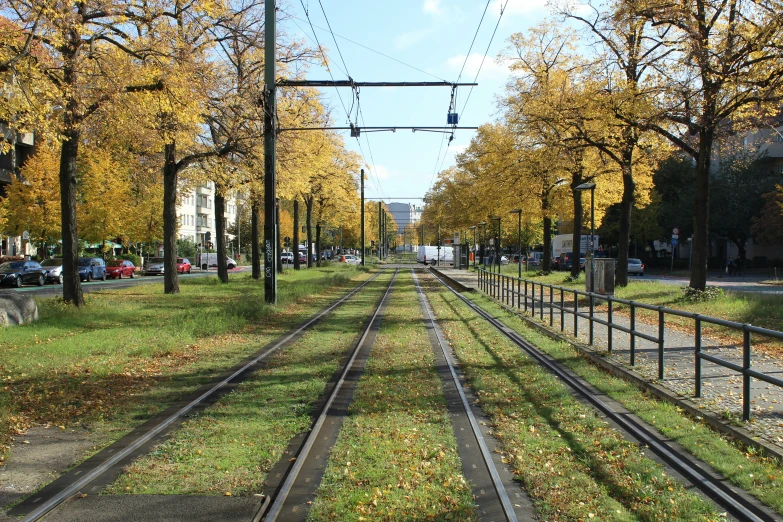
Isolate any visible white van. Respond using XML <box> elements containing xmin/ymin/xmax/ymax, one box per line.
<box><xmin>197</xmin><ymin>253</ymin><xmax>237</xmax><ymax>270</ymax></box>
<box><xmin>417</xmin><ymin>245</ymin><xmax>454</xmax><ymax>266</ymax></box>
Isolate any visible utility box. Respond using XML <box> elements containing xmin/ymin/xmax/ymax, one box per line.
<box><xmin>586</xmin><ymin>258</ymin><xmax>615</xmax><ymax>295</ymax></box>
<box><xmin>454</xmin><ymin>245</ymin><xmax>462</xmax><ymax>269</ymax></box>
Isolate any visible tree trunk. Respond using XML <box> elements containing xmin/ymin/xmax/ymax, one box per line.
<box><xmin>276</xmin><ymin>198</ymin><xmax>283</xmax><ymax>274</ymax></box>
<box><xmin>316</xmin><ymin>222</ymin><xmax>322</xmax><ymax>267</ymax></box>
<box><xmin>616</xmin><ymin>161</ymin><xmax>635</xmax><ymax>287</ymax></box>
<box><xmin>293</xmin><ymin>199</ymin><xmax>300</xmax><ymax>270</ymax></box>
<box><xmin>59</xmin><ymin>122</ymin><xmax>84</xmax><ymax>305</ymax></box>
<box><xmin>570</xmin><ymin>181</ymin><xmax>584</xmax><ymax>278</ymax></box>
<box><xmin>690</xmin><ymin>129</ymin><xmax>714</xmax><ymax>290</ymax></box>
<box><xmin>306</xmin><ymin>197</ymin><xmax>313</xmax><ymax>268</ymax></box>
<box><xmin>162</xmin><ymin>142</ymin><xmax>180</xmax><ymax>294</ymax></box>
<box><xmin>215</xmin><ymin>192</ymin><xmax>228</xmax><ymax>283</ymax></box>
<box><xmin>251</xmin><ymin>200</ymin><xmax>261</xmax><ymax>280</ymax></box>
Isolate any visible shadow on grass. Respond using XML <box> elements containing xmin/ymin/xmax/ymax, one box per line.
<box><xmin>431</xmin><ymin>283</ymin><xmax>675</xmax><ymax>518</ymax></box>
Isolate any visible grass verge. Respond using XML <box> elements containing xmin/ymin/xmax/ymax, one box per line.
<box><xmin>424</xmin><ymin>276</ymin><xmax>723</xmax><ymax>521</ymax></box>
<box><xmin>0</xmin><ymin>266</ymin><xmax>371</xmax><ymax>465</ymax></box>
<box><xmin>106</xmin><ymin>272</ymin><xmax>392</xmax><ymax>495</ymax></box>
<box><xmin>447</xmin><ymin>282</ymin><xmax>783</xmax><ymax>517</ymax></box>
<box><xmin>309</xmin><ymin>271</ymin><xmax>476</xmax><ymax>521</ymax></box>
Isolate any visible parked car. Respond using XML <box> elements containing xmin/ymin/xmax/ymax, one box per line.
<box><xmin>196</xmin><ymin>253</ymin><xmax>237</xmax><ymax>270</ymax></box>
<box><xmin>528</xmin><ymin>252</ymin><xmax>544</xmax><ymax>266</ymax></box>
<box><xmin>177</xmin><ymin>258</ymin><xmax>192</xmax><ymax>274</ymax></box>
<box><xmin>339</xmin><ymin>254</ymin><xmax>361</xmax><ymax>265</ymax></box>
<box><xmin>144</xmin><ymin>257</ymin><xmax>165</xmax><ymax>276</ymax></box>
<box><xmin>298</xmin><ymin>251</ymin><xmax>307</xmax><ymax>264</ymax></box>
<box><xmin>0</xmin><ymin>260</ymin><xmax>47</xmax><ymax>287</ymax></box>
<box><xmin>106</xmin><ymin>259</ymin><xmax>136</xmax><ymax>279</ymax></box>
<box><xmin>628</xmin><ymin>258</ymin><xmax>645</xmax><ymax>276</ymax></box>
<box><xmin>77</xmin><ymin>257</ymin><xmax>106</xmax><ymax>281</ymax></box>
<box><xmin>281</xmin><ymin>252</ymin><xmax>294</xmax><ymax>264</ymax></box>
<box><xmin>40</xmin><ymin>258</ymin><xmax>64</xmax><ymax>284</ymax></box>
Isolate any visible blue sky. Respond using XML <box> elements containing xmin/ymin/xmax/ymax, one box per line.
<box><xmin>279</xmin><ymin>0</ymin><xmax>552</xmax><ymax>203</ymax></box>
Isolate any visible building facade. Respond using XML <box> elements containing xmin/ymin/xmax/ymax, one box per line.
<box><xmin>175</xmin><ymin>181</ymin><xmax>239</xmax><ymax>249</ymax></box>
<box><xmin>0</xmin><ymin>123</ymin><xmax>35</xmax><ymax>257</ymax></box>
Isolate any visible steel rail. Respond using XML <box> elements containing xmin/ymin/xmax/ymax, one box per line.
<box><xmin>412</xmin><ymin>270</ymin><xmax>519</xmax><ymax>522</ymax></box>
<box><xmin>430</xmin><ymin>270</ymin><xmax>775</xmax><ymax>522</ymax></box>
<box><xmin>263</xmin><ymin>269</ymin><xmax>400</xmax><ymax>521</ymax></box>
<box><xmin>19</xmin><ymin>269</ymin><xmax>389</xmax><ymax>522</ymax></box>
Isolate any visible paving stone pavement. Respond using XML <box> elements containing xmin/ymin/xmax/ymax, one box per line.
<box><xmin>433</xmin><ymin>267</ymin><xmax>783</xmax><ymax>451</ymax></box>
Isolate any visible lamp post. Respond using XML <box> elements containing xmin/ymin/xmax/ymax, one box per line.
<box><xmin>477</xmin><ymin>222</ymin><xmax>487</xmax><ymax>268</ymax></box>
<box><xmin>509</xmin><ymin>209</ymin><xmax>521</xmax><ymax>279</ymax></box>
<box><xmin>575</xmin><ymin>182</ymin><xmax>597</xmax><ymax>293</ymax></box>
<box><xmin>468</xmin><ymin>226</ymin><xmax>476</xmax><ymax>270</ymax></box>
<box><xmin>489</xmin><ymin>216</ymin><xmax>501</xmax><ymax>274</ymax></box>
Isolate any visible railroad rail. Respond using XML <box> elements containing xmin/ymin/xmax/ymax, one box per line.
<box><xmin>412</xmin><ymin>269</ymin><xmax>531</xmax><ymax>521</ymax></box>
<box><xmin>13</xmin><ymin>269</ymin><xmax>389</xmax><ymax>522</ymax></box>
<box><xmin>257</xmin><ymin>269</ymin><xmax>400</xmax><ymax>521</ymax></box>
<box><xmin>429</xmin><ymin>269</ymin><xmax>778</xmax><ymax>522</ymax></box>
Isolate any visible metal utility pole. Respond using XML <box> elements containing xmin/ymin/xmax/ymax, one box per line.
<box><xmin>360</xmin><ymin>169</ymin><xmax>365</xmax><ymax>265</ymax></box>
<box><xmin>378</xmin><ymin>202</ymin><xmax>382</xmax><ymax>260</ymax></box>
<box><xmin>293</xmin><ymin>199</ymin><xmax>300</xmax><ymax>270</ymax></box>
<box><xmin>263</xmin><ymin>0</ymin><xmax>277</xmax><ymax>303</ymax></box>
<box><xmin>437</xmin><ymin>224</ymin><xmax>441</xmax><ymax>267</ymax></box>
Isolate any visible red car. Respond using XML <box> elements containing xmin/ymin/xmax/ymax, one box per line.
<box><xmin>105</xmin><ymin>259</ymin><xmax>136</xmax><ymax>279</ymax></box>
<box><xmin>177</xmin><ymin>257</ymin><xmax>192</xmax><ymax>274</ymax></box>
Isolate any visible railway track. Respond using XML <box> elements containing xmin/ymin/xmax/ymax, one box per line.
<box><xmin>13</xmin><ymin>269</ymin><xmax>389</xmax><ymax>522</ymax></box>
<box><xmin>426</xmin><ymin>268</ymin><xmax>778</xmax><ymax>522</ymax></box>
<box><xmin>412</xmin><ymin>269</ymin><xmax>532</xmax><ymax>522</ymax></box>
<box><xmin>256</xmin><ymin>268</ymin><xmax>400</xmax><ymax>521</ymax></box>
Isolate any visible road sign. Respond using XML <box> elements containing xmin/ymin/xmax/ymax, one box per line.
<box><xmin>671</xmin><ymin>238</ymin><xmax>679</xmax><ymax>246</ymax></box>
<box><xmin>672</xmin><ymin>227</ymin><xmax>680</xmax><ymax>235</ymax></box>
<box><xmin>672</xmin><ymin>234</ymin><xmax>678</xmax><ymax>239</ymax></box>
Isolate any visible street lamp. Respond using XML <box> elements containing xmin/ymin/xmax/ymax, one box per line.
<box><xmin>575</xmin><ymin>182</ymin><xmax>597</xmax><ymax>293</ymax></box>
<box><xmin>468</xmin><ymin>226</ymin><xmax>476</xmax><ymax>270</ymax></box>
<box><xmin>477</xmin><ymin>222</ymin><xmax>487</xmax><ymax>268</ymax></box>
<box><xmin>509</xmin><ymin>209</ymin><xmax>522</xmax><ymax>279</ymax></box>
<box><xmin>489</xmin><ymin>216</ymin><xmax>501</xmax><ymax>274</ymax></box>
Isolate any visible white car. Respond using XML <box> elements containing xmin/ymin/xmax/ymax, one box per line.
<box><xmin>341</xmin><ymin>254</ymin><xmax>361</xmax><ymax>265</ymax></box>
<box><xmin>281</xmin><ymin>252</ymin><xmax>294</xmax><ymax>264</ymax></box>
<box><xmin>628</xmin><ymin>258</ymin><xmax>645</xmax><ymax>276</ymax></box>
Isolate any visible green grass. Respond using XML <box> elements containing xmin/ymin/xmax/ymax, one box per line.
<box><xmin>424</xmin><ymin>277</ymin><xmax>722</xmax><ymax>521</ymax></box>
<box><xmin>107</xmin><ymin>272</ymin><xmax>393</xmax><ymax>495</ymax></box>
<box><xmin>0</xmin><ymin>266</ymin><xmax>371</xmax><ymax>464</ymax></box>
<box><xmin>309</xmin><ymin>272</ymin><xmax>476</xmax><ymax>521</ymax></box>
<box><xmin>452</xmin><ymin>285</ymin><xmax>783</xmax><ymax>517</ymax></box>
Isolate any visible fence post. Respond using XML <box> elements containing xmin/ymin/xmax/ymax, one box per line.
<box><xmin>539</xmin><ymin>283</ymin><xmax>544</xmax><ymax>321</ymax></box>
<box><xmin>589</xmin><ymin>292</ymin><xmax>594</xmax><ymax>346</ymax></box>
<box><xmin>658</xmin><ymin>307</ymin><xmax>665</xmax><ymax>380</ymax></box>
<box><xmin>524</xmin><ymin>280</ymin><xmax>528</xmax><ymax>313</ymax></box>
<box><xmin>694</xmin><ymin>315</ymin><xmax>702</xmax><ymax>398</ymax></box>
<box><xmin>549</xmin><ymin>285</ymin><xmax>554</xmax><ymax>327</ymax></box>
<box><xmin>574</xmin><ymin>290</ymin><xmax>579</xmax><ymax>339</ymax></box>
<box><xmin>560</xmin><ymin>289</ymin><xmax>564</xmax><ymax>332</ymax></box>
<box><xmin>531</xmin><ymin>283</ymin><xmax>535</xmax><ymax>317</ymax></box>
<box><xmin>607</xmin><ymin>299</ymin><xmax>613</xmax><ymax>354</ymax></box>
<box><xmin>743</xmin><ymin>325</ymin><xmax>751</xmax><ymax>422</ymax></box>
<box><xmin>630</xmin><ymin>302</ymin><xmax>636</xmax><ymax>366</ymax></box>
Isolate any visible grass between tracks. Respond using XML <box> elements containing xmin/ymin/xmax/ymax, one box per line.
<box><xmin>423</xmin><ymin>277</ymin><xmax>723</xmax><ymax>521</ymax></box>
<box><xmin>106</xmin><ymin>272</ymin><xmax>392</xmax><ymax>495</ymax></box>
<box><xmin>309</xmin><ymin>271</ymin><xmax>476</xmax><ymax>521</ymax></box>
<box><xmin>0</xmin><ymin>266</ymin><xmax>371</xmax><ymax>466</ymax></box>
<box><xmin>438</xmin><ymin>281</ymin><xmax>783</xmax><ymax>518</ymax></box>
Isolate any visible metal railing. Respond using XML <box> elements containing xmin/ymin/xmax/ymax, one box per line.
<box><xmin>476</xmin><ymin>267</ymin><xmax>783</xmax><ymax>421</ymax></box>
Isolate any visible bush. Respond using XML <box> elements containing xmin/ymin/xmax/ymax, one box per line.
<box><xmin>120</xmin><ymin>253</ymin><xmax>141</xmax><ymax>267</ymax></box>
<box><xmin>680</xmin><ymin>286</ymin><xmax>725</xmax><ymax>302</ymax></box>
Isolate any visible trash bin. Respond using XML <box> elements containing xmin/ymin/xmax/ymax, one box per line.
<box><xmin>586</xmin><ymin>258</ymin><xmax>615</xmax><ymax>295</ymax></box>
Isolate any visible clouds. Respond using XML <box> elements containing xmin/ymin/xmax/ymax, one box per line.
<box><xmin>423</xmin><ymin>0</ymin><xmax>443</xmax><ymax>16</ymax></box>
<box><xmin>445</xmin><ymin>53</ymin><xmax>509</xmax><ymax>81</ymax></box>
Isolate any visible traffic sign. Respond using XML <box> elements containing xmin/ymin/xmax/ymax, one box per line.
<box><xmin>672</xmin><ymin>227</ymin><xmax>680</xmax><ymax>235</ymax></box>
<box><xmin>672</xmin><ymin>234</ymin><xmax>678</xmax><ymax>239</ymax></box>
<box><xmin>671</xmin><ymin>238</ymin><xmax>679</xmax><ymax>246</ymax></box>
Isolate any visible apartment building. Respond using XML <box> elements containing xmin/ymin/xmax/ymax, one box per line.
<box><xmin>176</xmin><ymin>181</ymin><xmax>239</xmax><ymax>247</ymax></box>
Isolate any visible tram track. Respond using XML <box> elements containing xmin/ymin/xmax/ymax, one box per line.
<box><xmin>427</xmin><ymin>268</ymin><xmax>778</xmax><ymax>522</ymax></box>
<box><xmin>13</xmin><ymin>269</ymin><xmax>389</xmax><ymax>522</ymax></box>
<box><xmin>412</xmin><ymin>269</ymin><xmax>532</xmax><ymax>522</ymax></box>
<box><xmin>256</xmin><ymin>268</ymin><xmax>400</xmax><ymax>522</ymax></box>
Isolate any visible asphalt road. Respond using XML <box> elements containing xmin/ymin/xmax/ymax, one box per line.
<box><xmin>0</xmin><ymin>268</ymin><xmax>247</xmax><ymax>298</ymax></box>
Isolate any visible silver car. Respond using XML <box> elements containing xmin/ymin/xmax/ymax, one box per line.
<box><xmin>628</xmin><ymin>258</ymin><xmax>644</xmax><ymax>276</ymax></box>
<box><xmin>41</xmin><ymin>258</ymin><xmax>64</xmax><ymax>284</ymax></box>
<box><xmin>144</xmin><ymin>257</ymin><xmax>165</xmax><ymax>276</ymax></box>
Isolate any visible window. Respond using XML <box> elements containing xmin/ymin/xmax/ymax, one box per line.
<box><xmin>772</xmin><ymin>130</ymin><xmax>783</xmax><ymax>143</ymax></box>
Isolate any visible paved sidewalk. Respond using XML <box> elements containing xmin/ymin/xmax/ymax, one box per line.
<box><xmin>433</xmin><ymin>267</ymin><xmax>783</xmax><ymax>451</ymax></box>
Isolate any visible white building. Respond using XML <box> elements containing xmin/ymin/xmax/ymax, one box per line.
<box><xmin>175</xmin><ymin>181</ymin><xmax>240</xmax><ymax>247</ymax></box>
